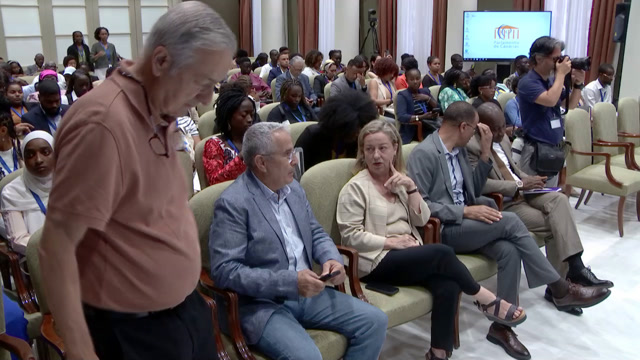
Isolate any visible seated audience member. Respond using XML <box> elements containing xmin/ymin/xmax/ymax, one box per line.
<box><xmin>330</xmin><ymin>56</ymin><xmax>368</xmax><ymax>97</ymax></box>
<box><xmin>0</xmin><ymin>104</ymin><xmax>26</xmax><ymax>238</ymax></box>
<box><xmin>22</xmin><ymin>80</ymin><xmax>69</xmax><ymax>136</ymax></box>
<box><xmin>38</xmin><ymin>62</ymin><xmax>66</xmax><ymax>85</ymax></box>
<box><xmin>274</xmin><ymin>56</ymin><xmax>317</xmax><ymax>105</ymax></box>
<box><xmin>232</xmin><ymin>49</ymin><xmax>249</xmax><ymax>68</ymax></box>
<box><xmin>203</xmin><ymin>85</ymin><xmax>256</xmax><ymax>186</ymax></box>
<box><xmin>329</xmin><ymin>49</ymin><xmax>345</xmax><ymax>73</ymax></box>
<box><xmin>482</xmin><ymin>69</ymin><xmax>510</xmax><ymax>99</ymax></box>
<box><xmin>233</xmin><ymin>75</ymin><xmax>262</xmax><ymax>111</ymax></box>
<box><xmin>467</xmin><ymin>103</ymin><xmax>613</xmax><ymax>311</ymax></box>
<box><xmin>395</xmin><ymin>56</ymin><xmax>421</xmax><ymax>91</ymax></box>
<box><xmin>368</xmin><ymin>57</ymin><xmax>398</xmax><ymax>116</ymax></box>
<box><xmin>268</xmin><ymin>79</ymin><xmax>317</xmax><ymax>124</ymax></box>
<box><xmin>438</xmin><ymin>70</ymin><xmax>470</xmax><ymax>111</ymax></box>
<box><xmin>302</xmin><ymin>50</ymin><xmax>323</xmax><ymax>77</ymax></box>
<box><xmin>62</xmin><ymin>66</ymin><xmax>76</xmax><ymax>87</ymax></box>
<box><xmin>444</xmin><ymin>53</ymin><xmax>463</xmax><ymax>79</ymax></box>
<box><xmin>406</xmin><ymin>101</ymin><xmax>611</xmax><ymax>359</ymax></box>
<box><xmin>252</xmin><ymin>52</ymin><xmax>268</xmax><ymax>71</ymax></box>
<box><xmin>470</xmin><ymin>75</ymin><xmax>501</xmax><ymax>109</ymax></box>
<box><xmin>260</xmin><ymin>49</ymin><xmax>280</xmax><ymax>78</ymax></box>
<box><xmin>6</xmin><ymin>80</ymin><xmax>30</xmax><ymax>126</ymax></box>
<box><xmin>78</xmin><ymin>63</ymin><xmax>99</xmax><ymax>82</ymax></box>
<box><xmin>24</xmin><ymin>54</ymin><xmax>45</xmax><ymax>76</ymax></box>
<box><xmin>582</xmin><ymin>63</ymin><xmax>614</xmax><ymax>109</ymax></box>
<box><xmin>1</xmin><ymin>131</ymin><xmax>54</xmax><ymax>255</ymax></box>
<box><xmin>176</xmin><ymin>111</ymin><xmax>201</xmax><ymax>147</ymax></box>
<box><xmin>422</xmin><ymin>56</ymin><xmax>444</xmax><ymax>88</ymax></box>
<box><xmin>62</xmin><ymin>56</ymin><xmax>78</xmax><ymax>72</ymax></box>
<box><xmin>8</xmin><ymin>61</ymin><xmax>24</xmax><ymax>78</ymax></box>
<box><xmin>338</xmin><ymin>120</ymin><xmax>527</xmax><ymax>360</ymax></box>
<box><xmin>504</xmin><ymin>55</ymin><xmax>530</xmax><ymax>91</ymax></box>
<box><xmin>67</xmin><ymin>30</ymin><xmax>92</xmax><ymax>70</ymax></box>
<box><xmin>209</xmin><ymin>122</ymin><xmax>388</xmax><ymax>360</ymax></box>
<box><xmin>295</xmin><ymin>91</ymin><xmax>377</xmax><ymax>170</ymax></box>
<box><xmin>267</xmin><ymin>51</ymin><xmax>289</xmax><ymax>85</ymax></box>
<box><xmin>313</xmin><ymin>60</ymin><xmax>337</xmax><ymax>100</ymax></box>
<box><xmin>65</xmin><ymin>70</ymin><xmax>93</xmax><ymax>105</ymax></box>
<box><xmin>504</xmin><ymin>76</ymin><xmax>522</xmax><ymax>128</ymax></box>
<box><xmin>230</xmin><ymin>57</ymin><xmax>271</xmax><ymax>101</ymax></box>
<box><xmin>368</xmin><ymin>53</ymin><xmax>382</xmax><ymax>78</ymax></box>
<box><xmin>396</xmin><ymin>68</ymin><xmax>439</xmax><ymax>144</ymax></box>
<box><xmin>24</xmin><ymin>71</ymin><xmax>69</xmax><ymax>105</ymax></box>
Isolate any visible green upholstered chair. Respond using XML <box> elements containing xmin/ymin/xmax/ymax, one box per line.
<box><xmin>194</xmin><ymin>135</ymin><xmax>215</xmax><ymax>190</ymax></box>
<box><xmin>197</xmin><ymin>93</ymin><xmax>218</xmax><ymax>117</ymax></box>
<box><xmin>428</xmin><ymin>85</ymin><xmax>441</xmax><ymax>100</ymax></box>
<box><xmin>190</xmin><ymin>181</ymin><xmax>349</xmax><ymax>360</ymax></box>
<box><xmin>288</xmin><ymin>121</ymin><xmax>317</xmax><ymax>146</ymax></box>
<box><xmin>497</xmin><ymin>92</ymin><xmax>516</xmax><ymax>111</ymax></box>
<box><xmin>260</xmin><ymin>71</ymin><xmax>269</xmax><ymax>86</ymax></box>
<box><xmin>176</xmin><ymin>150</ymin><xmax>195</xmax><ymax>199</ymax></box>
<box><xmin>617</xmin><ymin>97</ymin><xmax>640</xmax><ymax>152</ymax></box>
<box><xmin>324</xmin><ymin>82</ymin><xmax>331</xmax><ymax>99</ymax></box>
<box><xmin>198</xmin><ymin>110</ymin><xmax>217</xmax><ymax>140</ymax></box>
<box><xmin>270</xmin><ymin>78</ymin><xmax>277</xmax><ymax>98</ymax></box>
<box><xmin>592</xmin><ymin>102</ymin><xmax>638</xmax><ymax>171</ymax></box>
<box><xmin>253</xmin><ymin>66</ymin><xmax>262</xmax><ymax>75</ymax></box>
<box><xmin>565</xmin><ymin>109</ymin><xmax>640</xmax><ymax>236</ymax></box>
<box><xmin>227</xmin><ymin>68</ymin><xmax>241</xmax><ymax>81</ymax></box>
<box><xmin>257</xmin><ymin>102</ymin><xmax>280</xmax><ymax>121</ymax></box>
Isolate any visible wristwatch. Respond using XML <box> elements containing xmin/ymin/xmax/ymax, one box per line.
<box><xmin>573</xmin><ymin>83</ymin><xmax>585</xmax><ymax>90</ymax></box>
<box><xmin>516</xmin><ymin>180</ymin><xmax>523</xmax><ymax>189</ymax></box>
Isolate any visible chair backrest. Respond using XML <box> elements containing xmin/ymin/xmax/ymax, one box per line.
<box><xmin>497</xmin><ymin>92</ymin><xmax>516</xmax><ymax>111</ymax></box>
<box><xmin>402</xmin><ymin>143</ymin><xmax>419</xmax><ymax>164</ymax></box>
<box><xmin>226</xmin><ymin>68</ymin><xmax>241</xmax><ymax>81</ymax></box>
<box><xmin>197</xmin><ymin>93</ymin><xmax>218</xmax><ymax>117</ymax></box>
<box><xmin>428</xmin><ymin>85</ymin><xmax>441</xmax><ymax>100</ymax></box>
<box><xmin>248</xmin><ymin>57</ymin><xmax>255</xmax><ymax>63</ymax></box>
<box><xmin>289</xmin><ymin>121</ymin><xmax>317</xmax><ymax>145</ymax></box>
<box><xmin>18</xmin><ymin>75</ymin><xmax>36</xmax><ymax>84</ymax></box>
<box><xmin>177</xmin><ymin>150</ymin><xmax>194</xmax><ymax>199</ymax></box>
<box><xmin>618</xmin><ymin>97</ymin><xmax>640</xmax><ymax>147</ymax></box>
<box><xmin>188</xmin><ymin>180</ymin><xmax>234</xmax><ymax>272</ymax></box>
<box><xmin>300</xmin><ymin>158</ymin><xmax>356</xmax><ymax>243</ymax></box>
<box><xmin>324</xmin><ymin>82</ymin><xmax>331</xmax><ymax>99</ymax></box>
<box><xmin>257</xmin><ymin>102</ymin><xmax>280</xmax><ymax>120</ymax></box>
<box><xmin>308</xmin><ymin>74</ymin><xmax>316</xmax><ymax>89</ymax></box>
<box><xmin>25</xmin><ymin>228</ymin><xmax>47</xmax><ymax>313</ymax></box>
<box><xmin>198</xmin><ymin>110</ymin><xmax>217</xmax><ymax>139</ymax></box>
<box><xmin>565</xmin><ymin>108</ymin><xmax>593</xmax><ymax>176</ymax></box>
<box><xmin>253</xmin><ymin>66</ymin><xmax>262</xmax><ymax>75</ymax></box>
<box><xmin>592</xmin><ymin>102</ymin><xmax>620</xmax><ymax>156</ymax></box>
<box><xmin>260</xmin><ymin>71</ymin><xmax>269</xmax><ymax>85</ymax></box>
<box><xmin>195</xmin><ymin>135</ymin><xmax>216</xmax><ymax>189</ymax></box>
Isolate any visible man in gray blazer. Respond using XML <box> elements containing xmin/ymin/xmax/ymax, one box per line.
<box><xmin>329</xmin><ymin>55</ymin><xmax>368</xmax><ymax>98</ymax></box>
<box><xmin>274</xmin><ymin>55</ymin><xmax>317</xmax><ymax>104</ymax></box>
<box><xmin>210</xmin><ymin>123</ymin><xmax>387</xmax><ymax>360</ymax></box>
<box><xmin>406</xmin><ymin>101</ymin><xmax>610</xmax><ymax>360</ymax></box>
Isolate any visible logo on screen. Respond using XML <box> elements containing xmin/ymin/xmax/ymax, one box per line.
<box><xmin>494</xmin><ymin>25</ymin><xmax>520</xmax><ymax>40</ymax></box>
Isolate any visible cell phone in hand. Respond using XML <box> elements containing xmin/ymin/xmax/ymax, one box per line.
<box><xmin>365</xmin><ymin>282</ymin><xmax>399</xmax><ymax>296</ymax></box>
<box><xmin>319</xmin><ymin>271</ymin><xmax>341</xmax><ymax>282</ymax></box>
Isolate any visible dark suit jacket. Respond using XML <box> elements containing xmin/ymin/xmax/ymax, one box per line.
<box><xmin>209</xmin><ymin>171</ymin><xmax>342</xmax><ymax>344</ymax></box>
<box><xmin>406</xmin><ymin>132</ymin><xmax>495</xmax><ymax>224</ymax></box>
<box><xmin>467</xmin><ymin>134</ymin><xmax>524</xmax><ymax>197</ymax></box>
<box><xmin>313</xmin><ymin>75</ymin><xmax>330</xmax><ymax>98</ymax></box>
<box><xmin>22</xmin><ymin>105</ymin><xmax>70</xmax><ymax>134</ymax></box>
<box><xmin>266</xmin><ymin>102</ymin><xmax>317</xmax><ymax>124</ymax></box>
<box><xmin>422</xmin><ymin>73</ymin><xmax>444</xmax><ymax>88</ymax></box>
<box><xmin>294</xmin><ymin>124</ymin><xmax>358</xmax><ymax>171</ymax></box>
<box><xmin>267</xmin><ymin>66</ymin><xmax>286</xmax><ymax>85</ymax></box>
<box><xmin>396</xmin><ymin>88</ymin><xmax>434</xmax><ymax>144</ymax></box>
<box><xmin>273</xmin><ymin>72</ymin><xmax>317</xmax><ymax>103</ymax></box>
<box><xmin>66</xmin><ymin>44</ymin><xmax>93</xmax><ymax>70</ymax></box>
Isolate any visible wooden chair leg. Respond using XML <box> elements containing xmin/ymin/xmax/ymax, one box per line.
<box><xmin>575</xmin><ymin>189</ymin><xmax>587</xmax><ymax>209</ymax></box>
<box><xmin>636</xmin><ymin>192</ymin><xmax>640</xmax><ymax>221</ymax></box>
<box><xmin>618</xmin><ymin>196</ymin><xmax>626</xmax><ymax>237</ymax></box>
<box><xmin>584</xmin><ymin>190</ymin><xmax>594</xmax><ymax>205</ymax></box>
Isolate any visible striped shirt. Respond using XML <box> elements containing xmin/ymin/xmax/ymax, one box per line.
<box><xmin>176</xmin><ymin>116</ymin><xmax>198</xmax><ymax>137</ymax></box>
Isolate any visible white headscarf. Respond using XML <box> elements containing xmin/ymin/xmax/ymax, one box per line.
<box><xmin>1</xmin><ymin>131</ymin><xmax>54</xmax><ymax>212</ymax></box>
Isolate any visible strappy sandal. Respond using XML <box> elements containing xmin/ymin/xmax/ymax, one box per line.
<box><xmin>425</xmin><ymin>348</ymin><xmax>448</xmax><ymax>360</ymax></box>
<box><xmin>474</xmin><ymin>297</ymin><xmax>527</xmax><ymax>327</ymax></box>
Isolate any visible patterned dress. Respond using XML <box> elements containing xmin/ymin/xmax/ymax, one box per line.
<box><xmin>202</xmin><ymin>136</ymin><xmax>246</xmax><ymax>186</ymax></box>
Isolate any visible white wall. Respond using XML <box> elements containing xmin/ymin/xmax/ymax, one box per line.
<box><xmin>334</xmin><ymin>0</ymin><xmax>359</xmax><ymax>62</ymax></box>
<box><xmin>619</xmin><ymin>0</ymin><xmax>640</xmax><ymax>99</ymax></box>
<box><xmin>445</xmin><ymin>0</ymin><xmax>476</xmax><ymax>71</ymax></box>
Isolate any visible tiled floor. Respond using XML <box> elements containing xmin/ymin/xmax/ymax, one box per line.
<box><xmin>380</xmin><ymin>192</ymin><xmax>640</xmax><ymax>359</ymax></box>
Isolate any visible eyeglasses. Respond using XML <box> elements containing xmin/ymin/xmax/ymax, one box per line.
<box><xmin>149</xmin><ymin>130</ymin><xmax>169</xmax><ymax>158</ymax></box>
<box><xmin>263</xmin><ymin>148</ymin><xmax>303</xmax><ymax>165</ymax></box>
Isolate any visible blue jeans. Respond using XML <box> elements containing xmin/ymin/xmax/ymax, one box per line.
<box><xmin>255</xmin><ymin>287</ymin><xmax>387</xmax><ymax>360</ymax></box>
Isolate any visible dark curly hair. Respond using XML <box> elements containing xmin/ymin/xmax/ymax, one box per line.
<box><xmin>469</xmin><ymin>75</ymin><xmax>495</xmax><ymax>97</ymax></box>
<box><xmin>304</xmin><ymin>50</ymin><xmax>323</xmax><ymax>68</ymax></box>
<box><xmin>280</xmin><ymin>78</ymin><xmax>303</xmax><ymax>104</ymax></box>
<box><xmin>0</xmin><ymin>97</ymin><xmax>18</xmax><ymax>141</ymax></box>
<box><xmin>373</xmin><ymin>57</ymin><xmax>399</xmax><ymax>79</ymax></box>
<box><xmin>442</xmin><ymin>69</ymin><xmax>469</xmax><ymax>89</ymax></box>
<box><xmin>67</xmin><ymin>70</ymin><xmax>93</xmax><ymax>97</ymax></box>
<box><xmin>63</xmin><ymin>55</ymin><xmax>76</xmax><ymax>67</ymax></box>
<box><xmin>215</xmin><ymin>83</ymin><xmax>255</xmax><ymax>139</ymax></box>
<box><xmin>94</xmin><ymin>27</ymin><xmax>109</xmax><ymax>41</ymax></box>
<box><xmin>318</xmin><ymin>91</ymin><xmax>378</xmax><ymax>139</ymax></box>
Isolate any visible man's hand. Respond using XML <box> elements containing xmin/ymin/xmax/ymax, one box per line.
<box><xmin>320</xmin><ymin>260</ymin><xmax>346</xmax><ymax>286</ymax></box>
<box><xmin>463</xmin><ymin>205</ymin><xmax>502</xmax><ymax>224</ymax></box>
<box><xmin>521</xmin><ymin>175</ymin><xmax>546</xmax><ymax>190</ymax></box>
<box><xmin>297</xmin><ymin>269</ymin><xmax>325</xmax><ymax>297</ymax></box>
<box><xmin>384</xmin><ymin>234</ymin><xmax>419</xmax><ymax>250</ymax></box>
<box><xmin>571</xmin><ymin>69</ymin><xmax>585</xmax><ymax>86</ymax></box>
<box><xmin>477</xmin><ymin>122</ymin><xmax>493</xmax><ymax>161</ymax></box>
<box><xmin>556</xmin><ymin>56</ymin><xmax>572</xmax><ymax>77</ymax></box>
<box><xmin>357</xmin><ymin>73</ymin><xmax>366</xmax><ymax>86</ymax></box>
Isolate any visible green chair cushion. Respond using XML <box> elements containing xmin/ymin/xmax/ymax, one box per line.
<box><xmin>361</xmin><ymin>285</ymin><xmax>433</xmax><ymax>328</ymax></box>
<box><xmin>457</xmin><ymin>254</ymin><xmax>498</xmax><ymax>282</ymax></box>
<box><xmin>567</xmin><ymin>164</ymin><xmax>640</xmax><ymax>196</ymax></box>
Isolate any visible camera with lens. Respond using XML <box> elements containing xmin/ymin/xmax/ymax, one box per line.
<box><xmin>557</xmin><ymin>55</ymin><xmax>591</xmax><ymax>71</ymax></box>
<box><xmin>368</xmin><ymin>9</ymin><xmax>377</xmax><ymax>27</ymax></box>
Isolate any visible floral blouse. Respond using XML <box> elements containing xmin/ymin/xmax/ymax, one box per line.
<box><xmin>202</xmin><ymin>136</ymin><xmax>246</xmax><ymax>186</ymax></box>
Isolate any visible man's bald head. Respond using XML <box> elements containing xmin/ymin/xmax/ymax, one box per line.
<box><xmin>477</xmin><ymin>102</ymin><xmax>506</xmax><ymax>142</ymax></box>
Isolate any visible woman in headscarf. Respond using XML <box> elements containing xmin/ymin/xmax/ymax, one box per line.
<box><xmin>0</xmin><ymin>131</ymin><xmax>54</xmax><ymax>254</ymax></box>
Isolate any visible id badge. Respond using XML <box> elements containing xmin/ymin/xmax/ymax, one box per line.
<box><xmin>550</xmin><ymin>117</ymin><xmax>561</xmax><ymax>129</ymax></box>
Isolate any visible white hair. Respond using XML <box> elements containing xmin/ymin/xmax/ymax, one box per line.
<box><xmin>144</xmin><ymin>1</ymin><xmax>237</xmax><ymax>72</ymax></box>
<box><xmin>242</xmin><ymin>123</ymin><xmax>289</xmax><ymax>171</ymax></box>
<box><xmin>290</xmin><ymin>56</ymin><xmax>305</xmax><ymax>67</ymax></box>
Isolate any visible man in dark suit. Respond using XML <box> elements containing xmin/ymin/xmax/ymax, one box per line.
<box><xmin>273</xmin><ymin>55</ymin><xmax>316</xmax><ymax>104</ymax></box>
<box><xmin>22</xmin><ymin>80</ymin><xmax>69</xmax><ymax>136</ymax></box>
<box><xmin>210</xmin><ymin>122</ymin><xmax>387</xmax><ymax>360</ymax></box>
<box><xmin>406</xmin><ymin>101</ymin><xmax>610</xmax><ymax>360</ymax></box>
<box><xmin>266</xmin><ymin>52</ymin><xmax>289</xmax><ymax>85</ymax></box>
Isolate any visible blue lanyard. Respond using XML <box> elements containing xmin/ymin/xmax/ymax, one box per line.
<box><xmin>11</xmin><ymin>107</ymin><xmax>24</xmax><ymax>118</ymax></box>
<box><xmin>30</xmin><ymin>190</ymin><xmax>46</xmax><ymax>215</ymax></box>
<box><xmin>0</xmin><ymin>148</ymin><xmax>18</xmax><ymax>174</ymax></box>
<box><xmin>48</xmin><ymin>118</ymin><xmax>58</xmax><ymax>131</ymax></box>
<box><xmin>285</xmin><ymin>104</ymin><xmax>306</xmax><ymax>122</ymax></box>
<box><xmin>417</xmin><ymin>101</ymin><xmax>427</xmax><ymax>114</ymax></box>
<box><xmin>453</xmin><ymin>88</ymin><xmax>466</xmax><ymax>101</ymax></box>
<box><xmin>383</xmin><ymin>81</ymin><xmax>393</xmax><ymax>100</ymax></box>
<box><xmin>101</xmin><ymin>42</ymin><xmax>110</xmax><ymax>61</ymax></box>
<box><xmin>226</xmin><ymin>139</ymin><xmax>240</xmax><ymax>154</ymax></box>
<box><xmin>599</xmin><ymin>89</ymin><xmax>606</xmax><ymax>102</ymax></box>
<box><xmin>428</xmin><ymin>72</ymin><xmax>440</xmax><ymax>85</ymax></box>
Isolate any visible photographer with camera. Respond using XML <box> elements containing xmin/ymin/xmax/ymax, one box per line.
<box><xmin>517</xmin><ymin>36</ymin><xmax>585</xmax><ymax>186</ymax></box>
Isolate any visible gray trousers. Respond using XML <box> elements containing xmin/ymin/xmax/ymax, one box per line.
<box><xmin>441</xmin><ymin>212</ymin><xmax>560</xmax><ymax>305</ymax></box>
<box><xmin>518</xmin><ymin>142</ymin><xmax>560</xmax><ymax>187</ymax></box>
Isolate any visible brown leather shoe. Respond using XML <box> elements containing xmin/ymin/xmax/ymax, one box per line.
<box><xmin>552</xmin><ymin>281</ymin><xmax>611</xmax><ymax>311</ymax></box>
<box><xmin>486</xmin><ymin>323</ymin><xmax>531</xmax><ymax>360</ymax></box>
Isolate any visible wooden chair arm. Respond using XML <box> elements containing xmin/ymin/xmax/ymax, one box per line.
<box><xmin>336</xmin><ymin>245</ymin><xmax>369</xmax><ymax>303</ymax></box>
<box><xmin>594</xmin><ymin>140</ymin><xmax>640</xmax><ymax>170</ymax></box>
<box><xmin>199</xmin><ymin>270</ymin><xmax>256</xmax><ymax>360</ymax></box>
<box><xmin>198</xmin><ymin>291</ymin><xmax>231</xmax><ymax>360</ymax></box>
<box><xmin>618</xmin><ymin>132</ymin><xmax>640</xmax><ymax>139</ymax></box>
<box><xmin>422</xmin><ymin>217</ymin><xmax>441</xmax><ymax>245</ymax></box>
<box><xmin>488</xmin><ymin>192</ymin><xmax>504</xmax><ymax>210</ymax></box>
<box><xmin>0</xmin><ymin>246</ymin><xmax>38</xmax><ymax>314</ymax></box>
<box><xmin>0</xmin><ymin>333</ymin><xmax>35</xmax><ymax>360</ymax></box>
<box><xmin>570</xmin><ymin>150</ymin><xmax>623</xmax><ymax>188</ymax></box>
<box><xmin>408</xmin><ymin>121</ymin><xmax>424</xmax><ymax>141</ymax></box>
<box><xmin>40</xmin><ymin>314</ymin><xmax>65</xmax><ymax>358</ymax></box>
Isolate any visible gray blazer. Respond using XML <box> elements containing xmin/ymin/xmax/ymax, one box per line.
<box><xmin>467</xmin><ymin>134</ymin><xmax>523</xmax><ymax>197</ymax></box>
<box><xmin>406</xmin><ymin>132</ymin><xmax>495</xmax><ymax>225</ymax></box>
<box><xmin>274</xmin><ymin>71</ymin><xmax>317</xmax><ymax>103</ymax></box>
<box><xmin>330</xmin><ymin>75</ymin><xmax>367</xmax><ymax>97</ymax></box>
<box><xmin>209</xmin><ymin>171</ymin><xmax>343</xmax><ymax>344</ymax></box>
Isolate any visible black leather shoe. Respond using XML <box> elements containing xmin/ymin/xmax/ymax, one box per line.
<box><xmin>486</xmin><ymin>323</ymin><xmax>531</xmax><ymax>360</ymax></box>
<box><xmin>544</xmin><ymin>287</ymin><xmax>583</xmax><ymax>316</ymax></box>
<box><xmin>567</xmin><ymin>266</ymin><xmax>614</xmax><ymax>288</ymax></box>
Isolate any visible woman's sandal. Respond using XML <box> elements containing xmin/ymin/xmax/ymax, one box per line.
<box><xmin>474</xmin><ymin>296</ymin><xmax>527</xmax><ymax>327</ymax></box>
<box><xmin>425</xmin><ymin>348</ymin><xmax>448</xmax><ymax>360</ymax></box>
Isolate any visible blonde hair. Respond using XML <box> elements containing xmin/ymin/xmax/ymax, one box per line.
<box><xmin>354</xmin><ymin>119</ymin><xmax>404</xmax><ymax>173</ymax></box>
